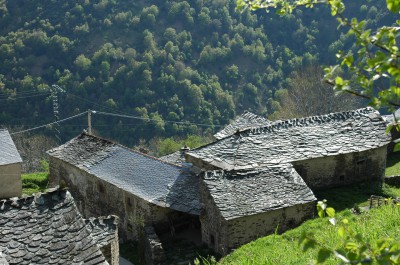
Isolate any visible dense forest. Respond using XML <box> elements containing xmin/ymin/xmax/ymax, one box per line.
<box><xmin>0</xmin><ymin>0</ymin><xmax>390</xmax><ymax>149</ymax></box>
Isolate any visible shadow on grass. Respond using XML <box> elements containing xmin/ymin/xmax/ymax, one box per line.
<box><xmin>314</xmin><ymin>181</ymin><xmax>384</xmax><ymax>211</ymax></box>
<box><xmin>386</xmin><ymin>151</ymin><xmax>400</xmax><ymax>176</ymax></box>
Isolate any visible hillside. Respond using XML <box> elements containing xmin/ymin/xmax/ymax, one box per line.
<box><xmin>0</xmin><ymin>0</ymin><xmax>389</xmax><ymax>146</ymax></box>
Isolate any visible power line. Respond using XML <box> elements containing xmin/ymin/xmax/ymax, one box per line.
<box><xmin>92</xmin><ymin>110</ymin><xmax>223</xmax><ymax>128</ymax></box>
<box><xmin>11</xmin><ymin>111</ymin><xmax>88</xmax><ymax>135</ymax></box>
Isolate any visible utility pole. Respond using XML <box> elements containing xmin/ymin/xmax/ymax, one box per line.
<box><xmin>51</xmin><ymin>85</ymin><xmax>65</xmax><ymax>143</ymax></box>
<box><xmin>88</xmin><ymin>109</ymin><xmax>92</xmax><ymax>135</ymax></box>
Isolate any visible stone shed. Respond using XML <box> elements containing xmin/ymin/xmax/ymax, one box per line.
<box><xmin>200</xmin><ymin>165</ymin><xmax>316</xmax><ymax>255</ymax></box>
<box><xmin>47</xmin><ymin>133</ymin><xmax>200</xmax><ymax>241</ymax></box>
<box><xmin>0</xmin><ymin>129</ymin><xmax>22</xmax><ymax>199</ymax></box>
<box><xmin>187</xmin><ymin>107</ymin><xmax>391</xmax><ymax>189</ymax></box>
<box><xmin>0</xmin><ymin>188</ymin><xmax>119</xmax><ymax>265</ymax></box>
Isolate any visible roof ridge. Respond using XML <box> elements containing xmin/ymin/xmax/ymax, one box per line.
<box><xmin>237</xmin><ymin>107</ymin><xmax>377</xmax><ymax>136</ymax></box>
<box><xmin>54</xmin><ymin>133</ymin><xmax>183</xmax><ymax>169</ymax></box>
<box><xmin>0</xmin><ymin>188</ymin><xmax>70</xmax><ymax>209</ymax></box>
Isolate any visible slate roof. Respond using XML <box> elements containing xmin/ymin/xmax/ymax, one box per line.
<box><xmin>188</xmin><ymin>107</ymin><xmax>391</xmax><ymax>171</ymax></box>
<box><xmin>0</xmin><ymin>189</ymin><xmax>116</xmax><ymax>265</ymax></box>
<box><xmin>214</xmin><ymin>111</ymin><xmax>271</xmax><ymax>140</ymax></box>
<box><xmin>0</xmin><ymin>129</ymin><xmax>22</xmax><ymax>166</ymax></box>
<box><xmin>202</xmin><ymin>165</ymin><xmax>316</xmax><ymax>220</ymax></box>
<box><xmin>85</xmin><ymin>216</ymin><xmax>118</xmax><ymax>248</ymax></box>
<box><xmin>47</xmin><ymin>133</ymin><xmax>200</xmax><ymax>215</ymax></box>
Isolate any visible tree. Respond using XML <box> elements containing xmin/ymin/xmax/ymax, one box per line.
<box><xmin>237</xmin><ymin>0</ymin><xmax>400</xmax><ymax>112</ymax></box>
<box><xmin>270</xmin><ymin>65</ymin><xmax>362</xmax><ymax>119</ymax></box>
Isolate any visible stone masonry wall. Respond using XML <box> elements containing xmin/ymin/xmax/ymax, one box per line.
<box><xmin>226</xmin><ymin>202</ymin><xmax>315</xmax><ymax>253</ymax></box>
<box><xmin>0</xmin><ymin>162</ymin><xmax>22</xmax><ymax>199</ymax></box>
<box><xmin>144</xmin><ymin>226</ymin><xmax>166</xmax><ymax>265</ymax></box>
<box><xmin>292</xmin><ymin>146</ymin><xmax>387</xmax><ymax>190</ymax></box>
<box><xmin>199</xmin><ymin>177</ymin><xmax>229</xmax><ymax>255</ymax></box>
<box><xmin>200</xmin><ymin>168</ymin><xmax>315</xmax><ymax>256</ymax></box>
<box><xmin>49</xmin><ymin>157</ymin><xmax>176</xmax><ymax>241</ymax></box>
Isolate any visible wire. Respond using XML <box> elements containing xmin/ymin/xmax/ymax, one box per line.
<box><xmin>0</xmin><ymin>92</ymin><xmax>51</xmax><ymax>100</ymax></box>
<box><xmin>93</xmin><ymin>110</ymin><xmax>223</xmax><ymax>128</ymax></box>
<box><xmin>11</xmin><ymin>111</ymin><xmax>88</xmax><ymax>135</ymax></box>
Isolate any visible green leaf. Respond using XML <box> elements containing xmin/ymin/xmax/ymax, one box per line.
<box><xmin>338</xmin><ymin>226</ymin><xmax>346</xmax><ymax>238</ymax></box>
<box><xmin>386</xmin><ymin>124</ymin><xmax>393</xmax><ymax>134</ymax></box>
<box><xmin>393</xmin><ymin>142</ymin><xmax>400</xmax><ymax>152</ymax></box>
<box><xmin>387</xmin><ymin>0</ymin><xmax>400</xmax><ymax>13</ymax></box>
<box><xmin>326</xmin><ymin>207</ymin><xmax>335</xmax><ymax>217</ymax></box>
<box><xmin>317</xmin><ymin>248</ymin><xmax>331</xmax><ymax>264</ymax></box>
<box><xmin>335</xmin><ymin>76</ymin><xmax>344</xmax><ymax>86</ymax></box>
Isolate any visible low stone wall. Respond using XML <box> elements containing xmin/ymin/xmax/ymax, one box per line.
<box><xmin>385</xmin><ymin>175</ymin><xmax>400</xmax><ymax>186</ymax></box>
<box><xmin>143</xmin><ymin>226</ymin><xmax>166</xmax><ymax>265</ymax></box>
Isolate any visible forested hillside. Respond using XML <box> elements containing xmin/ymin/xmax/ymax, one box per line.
<box><xmin>0</xmin><ymin>0</ymin><xmax>388</xmax><ymax>146</ymax></box>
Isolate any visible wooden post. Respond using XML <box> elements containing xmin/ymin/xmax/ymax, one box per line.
<box><xmin>88</xmin><ymin>109</ymin><xmax>92</xmax><ymax>135</ymax></box>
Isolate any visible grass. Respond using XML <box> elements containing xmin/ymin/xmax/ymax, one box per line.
<box><xmin>219</xmin><ymin>204</ymin><xmax>400</xmax><ymax>265</ymax></box>
<box><xmin>22</xmin><ymin>172</ymin><xmax>49</xmax><ymax>195</ymax></box>
<box><xmin>386</xmin><ymin>151</ymin><xmax>400</xmax><ymax>176</ymax></box>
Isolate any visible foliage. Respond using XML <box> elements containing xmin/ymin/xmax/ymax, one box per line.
<box><xmin>270</xmin><ymin>65</ymin><xmax>363</xmax><ymax>120</ymax></box>
<box><xmin>157</xmin><ymin>135</ymin><xmax>211</xmax><ymax>156</ymax></box>
<box><xmin>237</xmin><ymin>0</ymin><xmax>400</xmax><ymax>112</ymax></box>
<box><xmin>22</xmin><ymin>172</ymin><xmax>49</xmax><ymax>195</ymax></box>
<box><xmin>1</xmin><ymin>0</ymin><xmax>381</xmax><ymax>147</ymax></box>
<box><xmin>299</xmin><ymin>200</ymin><xmax>400</xmax><ymax>264</ymax></box>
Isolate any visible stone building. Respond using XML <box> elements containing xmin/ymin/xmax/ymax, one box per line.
<box><xmin>200</xmin><ymin>166</ymin><xmax>316</xmax><ymax>255</ymax></box>
<box><xmin>47</xmin><ymin>133</ymin><xmax>200</xmax><ymax>242</ymax></box>
<box><xmin>0</xmin><ymin>188</ymin><xmax>119</xmax><ymax>265</ymax></box>
<box><xmin>186</xmin><ymin>107</ymin><xmax>391</xmax><ymax>254</ymax></box>
<box><xmin>0</xmin><ymin>129</ymin><xmax>22</xmax><ymax>199</ymax></box>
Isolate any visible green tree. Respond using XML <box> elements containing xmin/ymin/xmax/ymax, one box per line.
<box><xmin>237</xmin><ymin>0</ymin><xmax>400</xmax><ymax>111</ymax></box>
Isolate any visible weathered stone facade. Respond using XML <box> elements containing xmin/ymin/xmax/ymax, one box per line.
<box><xmin>0</xmin><ymin>129</ymin><xmax>22</xmax><ymax>199</ymax></box>
<box><xmin>49</xmin><ymin>156</ymin><xmax>187</xmax><ymax>241</ymax></box>
<box><xmin>47</xmin><ymin>133</ymin><xmax>201</xmax><ymax>244</ymax></box>
<box><xmin>292</xmin><ymin>146</ymin><xmax>387</xmax><ymax>190</ymax></box>
<box><xmin>199</xmin><ymin>167</ymin><xmax>316</xmax><ymax>255</ymax></box>
<box><xmin>188</xmin><ymin>107</ymin><xmax>391</xmax><ymax>255</ymax></box>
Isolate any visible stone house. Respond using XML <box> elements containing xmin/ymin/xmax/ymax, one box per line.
<box><xmin>0</xmin><ymin>129</ymin><xmax>22</xmax><ymax>199</ymax></box>
<box><xmin>0</xmin><ymin>188</ymin><xmax>119</xmax><ymax>265</ymax></box>
<box><xmin>186</xmin><ymin>107</ymin><xmax>391</xmax><ymax>254</ymax></box>
<box><xmin>199</xmin><ymin>165</ymin><xmax>316</xmax><ymax>255</ymax></box>
<box><xmin>47</xmin><ymin>133</ymin><xmax>200</xmax><ymax>242</ymax></box>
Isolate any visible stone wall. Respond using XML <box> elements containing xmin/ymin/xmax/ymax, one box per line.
<box><xmin>143</xmin><ymin>226</ymin><xmax>166</xmax><ymax>265</ymax></box>
<box><xmin>292</xmin><ymin>146</ymin><xmax>387</xmax><ymax>190</ymax></box>
<box><xmin>199</xmin><ymin>176</ymin><xmax>228</xmax><ymax>255</ymax></box>
<box><xmin>0</xmin><ymin>162</ymin><xmax>22</xmax><ymax>199</ymax></box>
<box><xmin>49</xmin><ymin>157</ymin><xmax>178</xmax><ymax>241</ymax></box>
<box><xmin>200</xmin><ymin>170</ymin><xmax>315</xmax><ymax>255</ymax></box>
<box><xmin>225</xmin><ymin>202</ymin><xmax>315</xmax><ymax>253</ymax></box>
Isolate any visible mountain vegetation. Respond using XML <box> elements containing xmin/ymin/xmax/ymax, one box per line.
<box><xmin>0</xmin><ymin>0</ymin><xmax>384</xmax><ymax>148</ymax></box>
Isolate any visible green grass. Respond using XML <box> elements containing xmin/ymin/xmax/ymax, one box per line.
<box><xmin>22</xmin><ymin>172</ymin><xmax>49</xmax><ymax>195</ymax></box>
<box><xmin>386</xmin><ymin>151</ymin><xmax>400</xmax><ymax>176</ymax></box>
<box><xmin>219</xmin><ymin>205</ymin><xmax>400</xmax><ymax>265</ymax></box>
<box><xmin>215</xmin><ymin>182</ymin><xmax>400</xmax><ymax>265</ymax></box>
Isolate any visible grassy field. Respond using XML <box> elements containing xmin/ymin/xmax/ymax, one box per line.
<box><xmin>219</xmin><ymin>203</ymin><xmax>400</xmax><ymax>264</ymax></box>
<box><xmin>22</xmin><ymin>172</ymin><xmax>49</xmax><ymax>195</ymax></box>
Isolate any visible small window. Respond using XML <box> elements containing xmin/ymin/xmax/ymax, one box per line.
<box><xmin>210</xmin><ymin>234</ymin><xmax>215</xmax><ymax>247</ymax></box>
<box><xmin>356</xmin><ymin>159</ymin><xmax>367</xmax><ymax>176</ymax></box>
<box><xmin>339</xmin><ymin>175</ymin><xmax>345</xmax><ymax>181</ymax></box>
<box><xmin>98</xmin><ymin>182</ymin><xmax>105</xmax><ymax>193</ymax></box>
<box><xmin>127</xmin><ymin>197</ymin><xmax>132</xmax><ymax>207</ymax></box>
